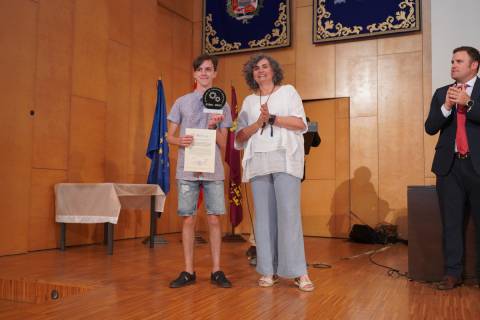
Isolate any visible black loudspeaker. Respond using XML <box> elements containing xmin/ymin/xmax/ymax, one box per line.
<box><xmin>348</xmin><ymin>224</ymin><xmax>379</xmax><ymax>244</ymax></box>
<box><xmin>408</xmin><ymin>186</ymin><xmax>477</xmax><ymax>282</ymax></box>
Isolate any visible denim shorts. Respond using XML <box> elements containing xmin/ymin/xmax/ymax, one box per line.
<box><xmin>177</xmin><ymin>179</ymin><xmax>226</xmax><ymax>216</ymax></box>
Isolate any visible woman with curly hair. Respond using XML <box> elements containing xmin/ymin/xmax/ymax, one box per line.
<box><xmin>235</xmin><ymin>53</ymin><xmax>314</xmax><ymax>292</ymax></box>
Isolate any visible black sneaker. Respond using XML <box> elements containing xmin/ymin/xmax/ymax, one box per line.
<box><xmin>169</xmin><ymin>271</ymin><xmax>196</xmax><ymax>288</ymax></box>
<box><xmin>211</xmin><ymin>271</ymin><xmax>232</xmax><ymax>288</ymax></box>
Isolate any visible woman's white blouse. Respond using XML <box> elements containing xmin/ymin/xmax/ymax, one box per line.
<box><xmin>235</xmin><ymin>84</ymin><xmax>308</xmax><ymax>182</ymax></box>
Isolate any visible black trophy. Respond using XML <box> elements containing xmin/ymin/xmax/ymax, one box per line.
<box><xmin>202</xmin><ymin>87</ymin><xmax>226</xmax><ymax>114</ymax></box>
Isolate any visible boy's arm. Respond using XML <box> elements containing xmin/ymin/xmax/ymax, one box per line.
<box><xmin>166</xmin><ymin>121</ymin><xmax>193</xmax><ymax>147</ymax></box>
<box><xmin>216</xmin><ymin>127</ymin><xmax>227</xmax><ymax>152</ymax></box>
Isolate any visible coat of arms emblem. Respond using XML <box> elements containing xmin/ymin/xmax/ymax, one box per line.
<box><xmin>226</xmin><ymin>0</ymin><xmax>264</xmax><ymax>24</ymax></box>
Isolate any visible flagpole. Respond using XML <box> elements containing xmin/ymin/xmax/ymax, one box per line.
<box><xmin>144</xmin><ymin>78</ymin><xmax>170</xmax><ymax>246</ymax></box>
<box><xmin>223</xmin><ymin>84</ymin><xmax>245</xmax><ymax>243</ymax></box>
<box><xmin>222</xmin><ymin>226</ymin><xmax>246</xmax><ymax>242</ymax></box>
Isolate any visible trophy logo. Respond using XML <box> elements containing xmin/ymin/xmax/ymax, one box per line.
<box><xmin>202</xmin><ymin>87</ymin><xmax>226</xmax><ymax>114</ymax></box>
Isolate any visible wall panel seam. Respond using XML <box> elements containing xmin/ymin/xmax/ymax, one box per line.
<box><xmin>156</xmin><ymin>2</ymin><xmax>193</xmax><ymax>23</ymax></box>
<box><xmin>109</xmin><ymin>38</ymin><xmax>130</xmax><ymax>48</ymax></box>
<box><xmin>71</xmin><ymin>94</ymin><xmax>106</xmax><ymax>104</ymax></box>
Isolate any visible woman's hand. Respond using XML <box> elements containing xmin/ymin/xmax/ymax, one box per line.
<box><xmin>260</xmin><ymin>103</ymin><xmax>270</xmax><ymax>120</ymax></box>
<box><xmin>255</xmin><ymin>103</ymin><xmax>269</xmax><ymax>128</ymax></box>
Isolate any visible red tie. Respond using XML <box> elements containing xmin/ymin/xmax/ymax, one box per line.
<box><xmin>456</xmin><ymin>84</ymin><xmax>469</xmax><ymax>155</ymax></box>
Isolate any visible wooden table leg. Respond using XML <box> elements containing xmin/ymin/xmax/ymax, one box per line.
<box><xmin>60</xmin><ymin>223</ymin><xmax>66</xmax><ymax>251</ymax></box>
<box><xmin>107</xmin><ymin>223</ymin><xmax>114</xmax><ymax>255</ymax></box>
<box><xmin>149</xmin><ymin>196</ymin><xmax>156</xmax><ymax>248</ymax></box>
<box><xmin>104</xmin><ymin>223</ymin><xmax>109</xmax><ymax>245</ymax></box>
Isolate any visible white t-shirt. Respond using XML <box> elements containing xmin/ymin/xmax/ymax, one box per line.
<box><xmin>235</xmin><ymin>84</ymin><xmax>307</xmax><ymax>182</ymax></box>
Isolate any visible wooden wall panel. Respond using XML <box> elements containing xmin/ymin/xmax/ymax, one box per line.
<box><xmin>159</xmin><ymin>62</ymin><xmax>174</xmax><ymax>115</ymax></box>
<box><xmin>304</xmin><ymin>100</ymin><xmax>336</xmax><ymax>180</ymax></box>
<box><xmin>301</xmin><ymin>180</ymin><xmax>336</xmax><ymax>237</ymax></box>
<box><xmin>127</xmin><ymin>65</ymin><xmax>153</xmax><ymax>231</ymax></box>
<box><xmin>173</xmin><ymin>16</ymin><xmax>193</xmax><ymax>73</ymax></box>
<box><xmin>106</xmin><ymin>40</ymin><xmax>130</xmax><ymax>183</ymax></box>
<box><xmin>72</xmin><ymin>0</ymin><xmax>108</xmax><ymax>102</ymax></box>
<box><xmin>378</xmin><ymin>52</ymin><xmax>424</xmax><ymax>238</ymax></box>
<box><xmin>106</xmin><ymin>39</ymin><xmax>136</xmax><ymax>240</ymax></box>
<box><xmin>295</xmin><ymin>6</ymin><xmax>335</xmax><ymax>100</ymax></box>
<box><xmin>29</xmin><ymin>169</ymin><xmax>67</xmax><ymax>251</ymax></box>
<box><xmin>193</xmin><ymin>0</ymin><xmax>202</xmax><ymax>22</ymax></box>
<box><xmin>335</xmin><ymin>40</ymin><xmax>378</xmax><ymax>118</ymax></box>
<box><xmin>157</xmin><ymin>8</ymin><xmax>174</xmax><ymax>66</ymax></box>
<box><xmin>265</xmin><ymin>46</ymin><xmax>296</xmax><ymax>67</ymax></box>
<box><xmin>192</xmin><ymin>20</ymin><xmax>202</xmax><ymax>56</ymax></box>
<box><xmin>282</xmin><ymin>64</ymin><xmax>296</xmax><ymax>87</ymax></box>
<box><xmin>224</xmin><ymin>53</ymin><xmax>252</xmax><ymax>102</ymax></box>
<box><xmin>33</xmin><ymin>0</ymin><xmax>73</xmax><ymax>170</ymax></box>
<box><xmin>334</xmin><ymin>99</ymin><xmax>351</xmax><ymax>237</ymax></box>
<box><xmin>301</xmin><ymin>99</ymin><xmax>350</xmax><ymax>237</ymax></box>
<box><xmin>422</xmin><ymin>0</ymin><xmax>435</xmax><ymax>180</ymax></box>
<box><xmin>129</xmin><ymin>0</ymin><xmax>165</xmax><ymax>178</ymax></box>
<box><xmin>156</xmin><ymin>0</ymin><xmax>193</xmax><ymax>21</ymax></box>
<box><xmin>172</xmin><ymin>71</ymin><xmax>193</xmax><ymax>105</ymax></box>
<box><xmin>296</xmin><ymin>0</ymin><xmax>312</xmax><ymax>7</ymax></box>
<box><xmin>378</xmin><ymin>34</ymin><xmax>422</xmax><ymax>55</ymax></box>
<box><xmin>350</xmin><ymin>117</ymin><xmax>379</xmax><ymax>227</ymax></box>
<box><xmin>133</xmin><ymin>1</ymin><xmax>168</xmax><ymax>69</ymax></box>
<box><xmin>107</xmin><ymin>0</ymin><xmax>132</xmax><ymax>46</ymax></box>
<box><xmin>128</xmin><ymin>66</ymin><xmax>156</xmax><ymax>177</ymax></box>
<box><xmin>425</xmin><ymin>177</ymin><xmax>436</xmax><ymax>186</ymax></box>
<box><xmin>68</xmin><ymin>96</ymin><xmax>106</xmax><ymax>183</ymax></box>
<box><xmin>0</xmin><ymin>0</ymin><xmax>36</xmax><ymax>255</ymax></box>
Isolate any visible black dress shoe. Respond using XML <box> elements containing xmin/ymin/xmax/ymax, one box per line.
<box><xmin>246</xmin><ymin>246</ymin><xmax>257</xmax><ymax>259</ymax></box>
<box><xmin>436</xmin><ymin>275</ymin><xmax>462</xmax><ymax>290</ymax></box>
<box><xmin>169</xmin><ymin>271</ymin><xmax>196</xmax><ymax>288</ymax></box>
<box><xmin>211</xmin><ymin>271</ymin><xmax>232</xmax><ymax>288</ymax></box>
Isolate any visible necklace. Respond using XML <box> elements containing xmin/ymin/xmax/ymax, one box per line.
<box><xmin>259</xmin><ymin>85</ymin><xmax>276</xmax><ymax>135</ymax></box>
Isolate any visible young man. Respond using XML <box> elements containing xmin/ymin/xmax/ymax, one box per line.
<box><xmin>166</xmin><ymin>54</ymin><xmax>232</xmax><ymax>288</ymax></box>
<box><xmin>425</xmin><ymin>46</ymin><xmax>480</xmax><ymax>290</ymax></box>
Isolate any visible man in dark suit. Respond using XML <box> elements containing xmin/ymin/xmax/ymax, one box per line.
<box><xmin>425</xmin><ymin>46</ymin><xmax>480</xmax><ymax>290</ymax></box>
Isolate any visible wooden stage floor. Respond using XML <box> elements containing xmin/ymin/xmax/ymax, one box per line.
<box><xmin>0</xmin><ymin>234</ymin><xmax>479</xmax><ymax>319</ymax></box>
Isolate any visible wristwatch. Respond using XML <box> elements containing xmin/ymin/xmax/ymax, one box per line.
<box><xmin>268</xmin><ymin>114</ymin><xmax>276</xmax><ymax>125</ymax></box>
<box><xmin>467</xmin><ymin>99</ymin><xmax>474</xmax><ymax>111</ymax></box>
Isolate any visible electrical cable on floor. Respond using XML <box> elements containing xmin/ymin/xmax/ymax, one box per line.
<box><xmin>306</xmin><ymin>246</ymin><xmax>389</xmax><ymax>270</ymax></box>
<box><xmin>307</xmin><ymin>243</ymin><xmax>409</xmax><ymax>276</ymax></box>
<box><xmin>367</xmin><ymin>244</ymin><xmax>409</xmax><ymax>279</ymax></box>
<box><xmin>309</xmin><ymin>263</ymin><xmax>332</xmax><ymax>269</ymax></box>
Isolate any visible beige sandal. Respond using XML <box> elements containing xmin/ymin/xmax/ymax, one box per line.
<box><xmin>294</xmin><ymin>277</ymin><xmax>315</xmax><ymax>292</ymax></box>
<box><xmin>258</xmin><ymin>275</ymin><xmax>279</xmax><ymax>287</ymax></box>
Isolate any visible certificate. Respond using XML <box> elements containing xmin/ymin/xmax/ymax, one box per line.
<box><xmin>184</xmin><ymin>128</ymin><xmax>216</xmax><ymax>173</ymax></box>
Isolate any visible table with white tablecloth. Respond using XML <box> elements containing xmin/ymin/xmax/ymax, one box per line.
<box><xmin>55</xmin><ymin>183</ymin><xmax>166</xmax><ymax>254</ymax></box>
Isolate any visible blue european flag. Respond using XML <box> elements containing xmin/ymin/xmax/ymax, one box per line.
<box><xmin>146</xmin><ymin>80</ymin><xmax>170</xmax><ymax>194</ymax></box>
